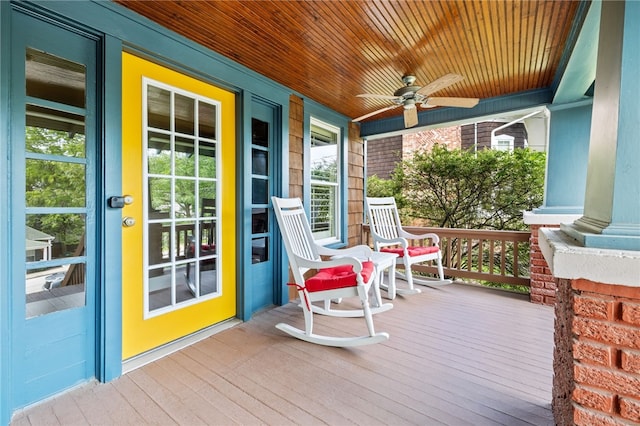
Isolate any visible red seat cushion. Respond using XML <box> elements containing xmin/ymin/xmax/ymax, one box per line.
<box><xmin>381</xmin><ymin>246</ymin><xmax>439</xmax><ymax>257</ymax></box>
<box><xmin>304</xmin><ymin>261</ymin><xmax>375</xmax><ymax>292</ymax></box>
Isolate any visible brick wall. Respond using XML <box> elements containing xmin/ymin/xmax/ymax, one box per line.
<box><xmin>366</xmin><ymin>135</ymin><xmax>402</xmax><ymax>178</ymax></box>
<box><xmin>402</xmin><ymin>126</ymin><xmax>461</xmax><ymax>157</ymax></box>
<box><xmin>553</xmin><ymin>278</ymin><xmax>640</xmax><ymax>425</ymax></box>
<box><xmin>530</xmin><ymin>225</ymin><xmax>558</xmax><ymax>305</ymax></box>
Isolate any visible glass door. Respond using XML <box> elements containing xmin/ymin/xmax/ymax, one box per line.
<box><xmin>10</xmin><ymin>12</ymin><xmax>98</xmax><ymax>407</ymax></box>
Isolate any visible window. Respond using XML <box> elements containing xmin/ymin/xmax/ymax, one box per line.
<box><xmin>143</xmin><ymin>78</ymin><xmax>221</xmax><ymax>317</ymax></box>
<box><xmin>309</xmin><ymin>119</ymin><xmax>340</xmax><ymax>243</ymax></box>
<box><xmin>492</xmin><ymin>134</ymin><xmax>514</xmax><ymax>152</ymax></box>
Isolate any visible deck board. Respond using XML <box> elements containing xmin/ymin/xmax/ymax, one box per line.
<box><xmin>11</xmin><ymin>283</ymin><xmax>555</xmax><ymax>425</ymax></box>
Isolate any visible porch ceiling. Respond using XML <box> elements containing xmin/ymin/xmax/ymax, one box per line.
<box><xmin>116</xmin><ymin>1</ymin><xmax>587</xmax><ymax>131</ymax></box>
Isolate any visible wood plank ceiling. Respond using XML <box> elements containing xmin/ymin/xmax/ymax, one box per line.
<box><xmin>116</xmin><ymin>0</ymin><xmax>581</xmax><ymax>124</ymax></box>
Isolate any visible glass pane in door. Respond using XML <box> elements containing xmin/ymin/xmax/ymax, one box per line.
<box><xmin>24</xmin><ymin>49</ymin><xmax>88</xmax><ymax>318</ymax></box>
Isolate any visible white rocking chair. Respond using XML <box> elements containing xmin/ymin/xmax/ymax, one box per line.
<box><xmin>272</xmin><ymin>196</ymin><xmax>392</xmax><ymax>347</ymax></box>
<box><xmin>366</xmin><ymin>197</ymin><xmax>452</xmax><ymax>293</ymax></box>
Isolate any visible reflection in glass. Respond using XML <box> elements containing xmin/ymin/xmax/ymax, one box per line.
<box><xmin>25</xmin><ymin>263</ymin><xmax>86</xmax><ymax>318</ymax></box>
<box><xmin>200</xmin><ymin>219</ymin><xmax>216</xmax><ymax>249</ymax></box>
<box><xmin>26</xmin><ymin>48</ymin><xmax>86</xmax><ymax>108</ymax></box>
<box><xmin>148</xmin><ymin>266</ymin><xmax>172</xmax><ymax>310</ymax></box>
<box><xmin>148</xmin><ymin>177</ymin><xmax>171</xmax><ymax>216</ymax></box>
<box><xmin>147</xmin><ymin>132</ymin><xmax>171</xmax><ymax>175</ymax></box>
<box><xmin>198</xmin><ymin>102</ymin><xmax>216</xmax><ymax>139</ymax></box>
<box><xmin>147</xmin><ymin>85</ymin><xmax>171</xmax><ymax>130</ymax></box>
<box><xmin>252</xmin><ymin>148</ymin><xmax>268</xmax><ymax>176</ymax></box>
<box><xmin>174</xmin><ymin>136</ymin><xmax>195</xmax><ymax>177</ymax></box>
<box><xmin>200</xmin><ymin>183</ymin><xmax>216</xmax><ymax>216</ymax></box>
<box><xmin>144</xmin><ymin>82</ymin><xmax>221</xmax><ymax>314</ymax></box>
<box><xmin>175</xmin><ymin>179</ymin><xmax>196</xmax><ymax>218</ymax></box>
<box><xmin>252</xmin><ymin>118</ymin><xmax>268</xmax><ymax>147</ymax></box>
<box><xmin>252</xmin><ymin>178</ymin><xmax>268</xmax><ymax>204</ymax></box>
<box><xmin>176</xmin><ymin>221</ymin><xmax>196</xmax><ymax>259</ymax></box>
<box><xmin>252</xmin><ymin>237</ymin><xmax>268</xmax><ymax>263</ymax></box>
<box><xmin>174</xmin><ymin>93</ymin><xmax>195</xmax><ymax>135</ymax></box>
<box><xmin>26</xmin><ymin>159</ymin><xmax>86</xmax><ymax>208</ymax></box>
<box><xmin>200</xmin><ymin>258</ymin><xmax>217</xmax><ymax>296</ymax></box>
<box><xmin>26</xmin><ymin>214</ymin><xmax>85</xmax><ymax>261</ymax></box>
<box><xmin>252</xmin><ymin>208</ymin><xmax>268</xmax><ymax>234</ymax></box>
<box><xmin>26</xmin><ymin>105</ymin><xmax>85</xmax><ymax>157</ymax></box>
<box><xmin>198</xmin><ymin>141</ymin><xmax>216</xmax><ymax>178</ymax></box>
<box><xmin>148</xmin><ymin>222</ymin><xmax>170</xmax><ymax>267</ymax></box>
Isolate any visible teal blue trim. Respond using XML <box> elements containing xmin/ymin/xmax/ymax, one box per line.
<box><xmin>303</xmin><ymin>101</ymin><xmax>350</xmax><ymax>248</ymax></box>
<box><xmin>237</xmin><ymin>92</ymin><xmax>250</xmax><ymax>321</ymax></box>
<box><xmin>540</xmin><ymin>101</ymin><xmax>592</xmax><ymax>212</ymax></box>
<box><xmin>360</xmin><ymin>88</ymin><xmax>553</xmax><ymax>137</ymax></box>
<box><xmin>551</xmin><ymin>0</ymin><xmax>594</xmax><ymax>99</ymax></box>
<box><xmin>0</xmin><ymin>1</ymin><xmax>12</xmax><ymax>422</ymax></box>
<box><xmin>100</xmin><ymin>34</ymin><xmax>122</xmax><ymax>382</ymax></box>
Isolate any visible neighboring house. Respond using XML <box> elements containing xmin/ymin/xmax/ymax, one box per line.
<box><xmin>367</xmin><ymin>120</ymin><xmax>530</xmax><ymax>178</ymax></box>
<box><xmin>25</xmin><ymin>226</ymin><xmax>54</xmax><ymax>262</ymax></box>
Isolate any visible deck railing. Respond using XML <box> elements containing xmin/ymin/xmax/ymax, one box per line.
<box><xmin>362</xmin><ymin>225</ymin><xmax>531</xmax><ymax>288</ymax></box>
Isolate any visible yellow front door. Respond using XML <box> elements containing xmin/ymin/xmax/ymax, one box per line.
<box><xmin>121</xmin><ymin>53</ymin><xmax>236</xmax><ymax>359</ymax></box>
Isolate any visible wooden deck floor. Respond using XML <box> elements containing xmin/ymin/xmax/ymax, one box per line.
<box><xmin>11</xmin><ymin>283</ymin><xmax>555</xmax><ymax>425</ymax></box>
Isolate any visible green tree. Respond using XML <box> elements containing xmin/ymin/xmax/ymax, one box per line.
<box><xmin>389</xmin><ymin>145</ymin><xmax>545</xmax><ymax>230</ymax></box>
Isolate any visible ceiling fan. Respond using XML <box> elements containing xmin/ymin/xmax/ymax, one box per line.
<box><xmin>353</xmin><ymin>73</ymin><xmax>479</xmax><ymax>128</ymax></box>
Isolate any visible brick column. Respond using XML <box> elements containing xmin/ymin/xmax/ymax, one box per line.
<box><xmin>570</xmin><ymin>280</ymin><xmax>640</xmax><ymax>424</ymax></box>
<box><xmin>540</xmin><ymin>228</ymin><xmax>640</xmax><ymax>425</ymax></box>
<box><xmin>530</xmin><ymin>224</ymin><xmax>559</xmax><ymax>305</ymax></box>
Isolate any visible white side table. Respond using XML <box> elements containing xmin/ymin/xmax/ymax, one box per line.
<box><xmin>369</xmin><ymin>251</ymin><xmax>399</xmax><ymax>300</ymax></box>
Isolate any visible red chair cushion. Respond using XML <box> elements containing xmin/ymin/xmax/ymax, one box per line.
<box><xmin>381</xmin><ymin>246</ymin><xmax>439</xmax><ymax>257</ymax></box>
<box><xmin>304</xmin><ymin>261</ymin><xmax>375</xmax><ymax>292</ymax></box>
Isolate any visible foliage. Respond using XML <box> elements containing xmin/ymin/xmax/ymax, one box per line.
<box><xmin>391</xmin><ymin>145</ymin><xmax>545</xmax><ymax>230</ymax></box>
<box><xmin>25</xmin><ymin>126</ymin><xmax>86</xmax><ymax>252</ymax></box>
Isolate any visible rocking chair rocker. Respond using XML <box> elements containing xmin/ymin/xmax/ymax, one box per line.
<box><xmin>366</xmin><ymin>197</ymin><xmax>452</xmax><ymax>294</ymax></box>
<box><xmin>272</xmin><ymin>196</ymin><xmax>392</xmax><ymax>347</ymax></box>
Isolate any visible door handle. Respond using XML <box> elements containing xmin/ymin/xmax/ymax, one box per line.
<box><xmin>108</xmin><ymin>195</ymin><xmax>134</xmax><ymax>208</ymax></box>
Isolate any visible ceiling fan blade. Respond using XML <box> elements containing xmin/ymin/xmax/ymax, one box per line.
<box><xmin>353</xmin><ymin>104</ymin><xmax>400</xmax><ymax>122</ymax></box>
<box><xmin>416</xmin><ymin>73</ymin><xmax>465</xmax><ymax>96</ymax></box>
<box><xmin>424</xmin><ymin>96</ymin><xmax>479</xmax><ymax>108</ymax></box>
<box><xmin>356</xmin><ymin>93</ymin><xmax>400</xmax><ymax>101</ymax></box>
<box><xmin>404</xmin><ymin>107</ymin><xmax>418</xmax><ymax>128</ymax></box>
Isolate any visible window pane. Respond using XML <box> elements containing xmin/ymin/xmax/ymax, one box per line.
<box><xmin>252</xmin><ymin>237</ymin><xmax>268</xmax><ymax>263</ymax></box>
<box><xmin>26</xmin><ymin>159</ymin><xmax>85</xmax><ymax>208</ymax></box>
<box><xmin>252</xmin><ymin>118</ymin><xmax>268</xmax><ymax>147</ymax></box>
<box><xmin>26</xmin><ymin>48</ymin><xmax>85</xmax><ymax>108</ymax></box>
<box><xmin>26</xmin><ymin>213</ymin><xmax>85</xmax><ymax>260</ymax></box>
<box><xmin>310</xmin><ymin>124</ymin><xmax>338</xmax><ymax>183</ymax></box>
<box><xmin>200</xmin><ymin>191</ymin><xmax>216</xmax><ymax>217</ymax></box>
<box><xmin>198</xmin><ymin>101</ymin><xmax>216</xmax><ymax>139</ymax></box>
<box><xmin>148</xmin><ymin>177</ymin><xmax>171</xmax><ymax>216</ymax></box>
<box><xmin>252</xmin><ymin>178</ymin><xmax>268</xmax><ymax>204</ymax></box>
<box><xmin>174</xmin><ymin>93</ymin><xmax>195</xmax><ymax>135</ymax></box>
<box><xmin>26</xmin><ymin>263</ymin><xmax>85</xmax><ymax>318</ymax></box>
<box><xmin>148</xmin><ymin>222</ymin><xmax>170</xmax><ymax>267</ymax></box>
<box><xmin>310</xmin><ymin>183</ymin><xmax>336</xmax><ymax>238</ymax></box>
<box><xmin>175</xmin><ymin>136</ymin><xmax>196</xmax><ymax>177</ymax></box>
<box><xmin>148</xmin><ymin>266</ymin><xmax>172</xmax><ymax>311</ymax></box>
<box><xmin>175</xmin><ymin>179</ymin><xmax>196</xmax><ymax>218</ymax></box>
<box><xmin>147</xmin><ymin>85</ymin><xmax>171</xmax><ymax>130</ymax></box>
<box><xmin>147</xmin><ymin>132</ymin><xmax>171</xmax><ymax>175</ymax></box>
<box><xmin>198</xmin><ymin>141</ymin><xmax>216</xmax><ymax>178</ymax></box>
<box><xmin>252</xmin><ymin>208</ymin><xmax>268</xmax><ymax>234</ymax></box>
<box><xmin>199</xmin><ymin>258</ymin><xmax>217</xmax><ymax>296</ymax></box>
<box><xmin>26</xmin><ymin>105</ymin><xmax>85</xmax><ymax>157</ymax></box>
<box><xmin>252</xmin><ymin>148</ymin><xmax>268</xmax><ymax>176</ymax></box>
<box><xmin>176</xmin><ymin>263</ymin><xmax>196</xmax><ymax>303</ymax></box>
